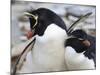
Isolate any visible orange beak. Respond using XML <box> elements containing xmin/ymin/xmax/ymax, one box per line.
<box><xmin>26</xmin><ymin>30</ymin><xmax>34</xmax><ymax>39</ymax></box>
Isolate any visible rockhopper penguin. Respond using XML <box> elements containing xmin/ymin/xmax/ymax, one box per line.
<box><xmin>18</xmin><ymin>8</ymin><xmax>68</xmax><ymax>73</ymax></box>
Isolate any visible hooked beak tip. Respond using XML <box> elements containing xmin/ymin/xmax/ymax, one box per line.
<box><xmin>26</xmin><ymin>30</ymin><xmax>34</xmax><ymax>39</ymax></box>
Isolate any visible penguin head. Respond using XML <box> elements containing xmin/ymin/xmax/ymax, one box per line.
<box><xmin>65</xmin><ymin>29</ymin><xmax>91</xmax><ymax>53</ymax></box>
<box><xmin>24</xmin><ymin>8</ymin><xmax>67</xmax><ymax>38</ymax></box>
<box><xmin>65</xmin><ymin>38</ymin><xmax>89</xmax><ymax>53</ymax></box>
<box><xmin>70</xmin><ymin>29</ymin><xmax>91</xmax><ymax>47</ymax></box>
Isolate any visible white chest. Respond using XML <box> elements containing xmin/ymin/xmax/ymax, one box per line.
<box><xmin>31</xmin><ymin>24</ymin><xmax>67</xmax><ymax>72</ymax></box>
<box><xmin>18</xmin><ymin>24</ymin><xmax>68</xmax><ymax>73</ymax></box>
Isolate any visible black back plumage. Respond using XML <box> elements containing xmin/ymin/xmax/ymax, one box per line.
<box><xmin>28</xmin><ymin>8</ymin><xmax>67</xmax><ymax>36</ymax></box>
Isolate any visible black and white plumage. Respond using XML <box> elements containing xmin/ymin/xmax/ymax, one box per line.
<box><xmin>13</xmin><ymin>8</ymin><xmax>93</xmax><ymax>73</ymax></box>
<box><xmin>64</xmin><ymin>29</ymin><xmax>96</xmax><ymax>70</ymax></box>
<box><xmin>18</xmin><ymin>8</ymin><xmax>68</xmax><ymax>73</ymax></box>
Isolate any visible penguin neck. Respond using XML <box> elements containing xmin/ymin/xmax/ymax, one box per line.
<box><xmin>33</xmin><ymin>23</ymin><xmax>67</xmax><ymax>52</ymax></box>
<box><xmin>35</xmin><ymin>24</ymin><xmax>67</xmax><ymax>43</ymax></box>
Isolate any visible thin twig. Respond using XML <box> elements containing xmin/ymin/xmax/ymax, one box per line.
<box><xmin>67</xmin><ymin>12</ymin><xmax>92</xmax><ymax>34</ymax></box>
<box><xmin>12</xmin><ymin>38</ymin><xmax>36</xmax><ymax>75</ymax></box>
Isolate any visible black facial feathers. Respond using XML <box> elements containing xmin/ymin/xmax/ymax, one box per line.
<box><xmin>71</xmin><ymin>29</ymin><xmax>87</xmax><ymax>40</ymax></box>
<box><xmin>65</xmin><ymin>38</ymin><xmax>88</xmax><ymax>53</ymax></box>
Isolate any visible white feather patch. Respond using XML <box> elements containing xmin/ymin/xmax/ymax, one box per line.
<box><xmin>65</xmin><ymin>46</ymin><xmax>95</xmax><ymax>70</ymax></box>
